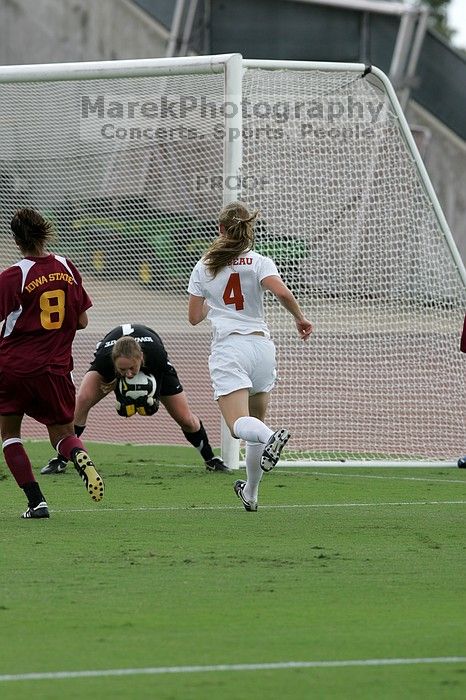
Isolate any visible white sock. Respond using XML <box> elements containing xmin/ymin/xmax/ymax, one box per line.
<box><xmin>233</xmin><ymin>416</ymin><xmax>273</xmax><ymax>444</ymax></box>
<box><xmin>244</xmin><ymin>442</ymin><xmax>264</xmax><ymax>502</ymax></box>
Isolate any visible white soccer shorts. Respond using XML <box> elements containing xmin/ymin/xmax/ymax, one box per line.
<box><xmin>209</xmin><ymin>333</ymin><xmax>277</xmax><ymax>400</ymax></box>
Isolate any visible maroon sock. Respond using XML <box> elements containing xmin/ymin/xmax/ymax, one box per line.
<box><xmin>56</xmin><ymin>435</ymin><xmax>85</xmax><ymax>461</ymax></box>
<box><xmin>3</xmin><ymin>439</ymin><xmax>35</xmax><ymax>487</ymax></box>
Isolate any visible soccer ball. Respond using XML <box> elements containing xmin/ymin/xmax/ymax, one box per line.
<box><xmin>117</xmin><ymin>371</ymin><xmax>157</xmax><ymax>405</ymax></box>
<box><xmin>115</xmin><ymin>371</ymin><xmax>158</xmax><ymax>416</ymax></box>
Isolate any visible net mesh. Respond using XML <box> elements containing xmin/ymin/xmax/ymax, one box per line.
<box><xmin>0</xmin><ymin>70</ymin><xmax>225</xmax><ymax>452</ymax></box>
<box><xmin>0</xmin><ymin>62</ymin><xmax>464</xmax><ymax>463</ymax></box>
<box><xmin>241</xmin><ymin>67</ymin><xmax>466</xmax><ymax>462</ymax></box>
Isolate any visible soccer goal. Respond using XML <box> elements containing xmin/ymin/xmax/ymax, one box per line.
<box><xmin>0</xmin><ymin>54</ymin><xmax>464</xmax><ymax>467</ymax></box>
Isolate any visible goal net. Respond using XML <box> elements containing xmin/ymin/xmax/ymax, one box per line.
<box><xmin>241</xmin><ymin>61</ymin><xmax>466</xmax><ymax>465</ymax></box>
<box><xmin>0</xmin><ymin>56</ymin><xmax>464</xmax><ymax>466</ymax></box>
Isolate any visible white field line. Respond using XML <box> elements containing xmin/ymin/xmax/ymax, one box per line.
<box><xmin>8</xmin><ymin>499</ymin><xmax>466</xmax><ymax>514</ymax></box>
<box><xmin>0</xmin><ymin>656</ymin><xmax>465</xmax><ymax>683</ymax></box>
<box><xmin>287</xmin><ymin>471</ymin><xmax>466</xmax><ymax>484</ymax></box>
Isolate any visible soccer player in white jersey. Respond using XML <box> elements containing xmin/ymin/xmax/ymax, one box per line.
<box><xmin>188</xmin><ymin>201</ymin><xmax>313</xmax><ymax>511</ymax></box>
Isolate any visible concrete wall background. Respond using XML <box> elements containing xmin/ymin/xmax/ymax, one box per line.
<box><xmin>0</xmin><ymin>0</ymin><xmax>168</xmax><ymax>64</ymax></box>
<box><xmin>407</xmin><ymin>102</ymin><xmax>466</xmax><ymax>265</ymax></box>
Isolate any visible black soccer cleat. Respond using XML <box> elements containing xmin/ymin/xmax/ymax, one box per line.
<box><xmin>40</xmin><ymin>455</ymin><xmax>68</xmax><ymax>475</ymax></box>
<box><xmin>21</xmin><ymin>501</ymin><xmax>50</xmax><ymax>519</ymax></box>
<box><xmin>205</xmin><ymin>456</ymin><xmax>233</xmax><ymax>474</ymax></box>
<box><xmin>73</xmin><ymin>450</ymin><xmax>104</xmax><ymax>502</ymax></box>
<box><xmin>234</xmin><ymin>479</ymin><xmax>258</xmax><ymax>512</ymax></box>
<box><xmin>458</xmin><ymin>456</ymin><xmax>466</xmax><ymax>468</ymax></box>
<box><xmin>260</xmin><ymin>429</ymin><xmax>291</xmax><ymax>472</ymax></box>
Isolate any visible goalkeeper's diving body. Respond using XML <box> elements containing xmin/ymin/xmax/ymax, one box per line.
<box><xmin>41</xmin><ymin>323</ymin><xmax>233</xmax><ymax>475</ymax></box>
<box><xmin>188</xmin><ymin>201</ymin><xmax>313</xmax><ymax>511</ymax></box>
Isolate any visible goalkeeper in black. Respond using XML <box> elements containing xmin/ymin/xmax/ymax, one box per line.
<box><xmin>41</xmin><ymin>323</ymin><xmax>232</xmax><ymax>474</ymax></box>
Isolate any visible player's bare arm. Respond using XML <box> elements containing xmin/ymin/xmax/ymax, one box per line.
<box><xmin>77</xmin><ymin>310</ymin><xmax>89</xmax><ymax>330</ymax></box>
<box><xmin>261</xmin><ymin>275</ymin><xmax>313</xmax><ymax>340</ymax></box>
<box><xmin>188</xmin><ymin>295</ymin><xmax>208</xmax><ymax>325</ymax></box>
<box><xmin>100</xmin><ymin>378</ymin><xmax>117</xmax><ymax>395</ymax></box>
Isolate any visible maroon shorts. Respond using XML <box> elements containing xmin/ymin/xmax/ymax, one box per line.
<box><xmin>0</xmin><ymin>371</ymin><xmax>76</xmax><ymax>425</ymax></box>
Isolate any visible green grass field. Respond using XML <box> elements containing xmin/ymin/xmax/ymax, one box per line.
<box><xmin>1</xmin><ymin>442</ymin><xmax>465</xmax><ymax>699</ymax></box>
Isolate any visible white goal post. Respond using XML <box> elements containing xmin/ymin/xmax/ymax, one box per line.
<box><xmin>0</xmin><ymin>54</ymin><xmax>464</xmax><ymax>467</ymax></box>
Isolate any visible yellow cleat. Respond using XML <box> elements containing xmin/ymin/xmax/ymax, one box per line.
<box><xmin>73</xmin><ymin>450</ymin><xmax>104</xmax><ymax>502</ymax></box>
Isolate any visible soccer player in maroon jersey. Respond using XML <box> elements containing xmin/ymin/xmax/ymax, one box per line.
<box><xmin>458</xmin><ymin>314</ymin><xmax>466</xmax><ymax>468</ymax></box>
<box><xmin>460</xmin><ymin>314</ymin><xmax>466</xmax><ymax>355</ymax></box>
<box><xmin>0</xmin><ymin>208</ymin><xmax>104</xmax><ymax>518</ymax></box>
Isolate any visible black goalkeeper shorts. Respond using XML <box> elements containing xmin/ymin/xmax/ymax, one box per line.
<box><xmin>159</xmin><ymin>362</ymin><xmax>184</xmax><ymax>397</ymax></box>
